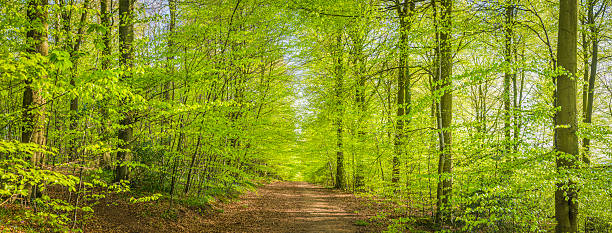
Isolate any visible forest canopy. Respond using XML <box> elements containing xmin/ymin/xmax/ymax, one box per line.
<box><xmin>0</xmin><ymin>0</ymin><xmax>611</xmax><ymax>232</ymax></box>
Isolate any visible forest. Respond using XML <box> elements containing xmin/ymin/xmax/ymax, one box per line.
<box><xmin>0</xmin><ymin>0</ymin><xmax>611</xmax><ymax>232</ymax></box>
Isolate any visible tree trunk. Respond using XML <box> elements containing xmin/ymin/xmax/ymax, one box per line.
<box><xmin>392</xmin><ymin>0</ymin><xmax>415</xmax><ymax>186</ymax></box>
<box><xmin>159</xmin><ymin>0</ymin><xmax>177</xmax><ymax>190</ymax></box>
<box><xmin>100</xmin><ymin>0</ymin><xmax>112</xmax><ymax>69</ymax></box>
<box><xmin>503</xmin><ymin>2</ymin><xmax>514</xmax><ymax>155</ymax></box>
<box><xmin>350</xmin><ymin>27</ymin><xmax>366</xmax><ymax>191</ymax></box>
<box><xmin>169</xmin><ymin>130</ymin><xmax>184</xmax><ymax>208</ymax></box>
<box><xmin>513</xmin><ymin>46</ymin><xmax>525</xmax><ymax>152</ymax></box>
<box><xmin>334</xmin><ymin>33</ymin><xmax>345</xmax><ymax>190</ymax></box>
<box><xmin>581</xmin><ymin>0</ymin><xmax>597</xmax><ymax>164</ymax></box>
<box><xmin>554</xmin><ymin>0</ymin><xmax>579</xmax><ymax>231</ymax></box>
<box><xmin>98</xmin><ymin>0</ymin><xmax>113</xmax><ymax>169</ymax></box>
<box><xmin>67</xmin><ymin>0</ymin><xmax>90</xmax><ymax>161</ymax></box>
<box><xmin>184</xmin><ymin>135</ymin><xmax>202</xmax><ymax>195</ymax></box>
<box><xmin>434</xmin><ymin>0</ymin><xmax>453</xmax><ymax>224</ymax></box>
<box><xmin>114</xmin><ymin>0</ymin><xmax>135</xmax><ymax>183</ymax></box>
<box><xmin>23</xmin><ymin>0</ymin><xmax>49</xmax><ymax>201</ymax></box>
<box><xmin>165</xmin><ymin>0</ymin><xmax>176</xmax><ymax>102</ymax></box>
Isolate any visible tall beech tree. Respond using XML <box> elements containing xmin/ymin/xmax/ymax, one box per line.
<box><xmin>433</xmin><ymin>0</ymin><xmax>453</xmax><ymax>224</ymax></box>
<box><xmin>554</xmin><ymin>0</ymin><xmax>579</xmax><ymax>230</ymax></box>
<box><xmin>23</xmin><ymin>0</ymin><xmax>49</xmax><ymax>200</ymax></box>
<box><xmin>114</xmin><ymin>0</ymin><xmax>135</xmax><ymax>182</ymax></box>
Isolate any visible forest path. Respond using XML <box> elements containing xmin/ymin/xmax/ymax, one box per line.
<box><xmin>199</xmin><ymin>181</ymin><xmax>380</xmax><ymax>233</ymax></box>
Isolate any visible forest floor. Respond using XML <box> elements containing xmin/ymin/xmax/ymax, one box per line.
<box><xmin>85</xmin><ymin>181</ymin><xmax>388</xmax><ymax>233</ymax></box>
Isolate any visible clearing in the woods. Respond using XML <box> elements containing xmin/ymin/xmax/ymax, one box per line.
<box><xmin>85</xmin><ymin>182</ymin><xmax>385</xmax><ymax>233</ymax></box>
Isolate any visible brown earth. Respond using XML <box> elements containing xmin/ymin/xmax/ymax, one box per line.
<box><xmin>85</xmin><ymin>181</ymin><xmax>385</xmax><ymax>233</ymax></box>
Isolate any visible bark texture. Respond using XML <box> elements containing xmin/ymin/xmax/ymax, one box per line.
<box><xmin>434</xmin><ymin>0</ymin><xmax>453</xmax><ymax>223</ymax></box>
<box><xmin>554</xmin><ymin>0</ymin><xmax>579</xmax><ymax>231</ymax></box>
<box><xmin>114</xmin><ymin>0</ymin><xmax>135</xmax><ymax>182</ymax></box>
<box><xmin>23</xmin><ymin>0</ymin><xmax>49</xmax><ymax>200</ymax></box>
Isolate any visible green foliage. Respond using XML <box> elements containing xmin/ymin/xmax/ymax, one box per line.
<box><xmin>129</xmin><ymin>193</ymin><xmax>162</xmax><ymax>204</ymax></box>
<box><xmin>1</xmin><ymin>0</ymin><xmax>611</xmax><ymax>231</ymax></box>
<box><xmin>288</xmin><ymin>0</ymin><xmax>612</xmax><ymax>231</ymax></box>
<box><xmin>354</xmin><ymin>219</ymin><xmax>369</xmax><ymax>226</ymax></box>
<box><xmin>0</xmin><ymin>140</ymin><xmax>125</xmax><ymax>232</ymax></box>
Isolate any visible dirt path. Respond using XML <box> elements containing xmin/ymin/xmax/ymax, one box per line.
<box><xmin>85</xmin><ymin>181</ymin><xmax>382</xmax><ymax>233</ymax></box>
<box><xmin>199</xmin><ymin>181</ymin><xmax>380</xmax><ymax>233</ymax></box>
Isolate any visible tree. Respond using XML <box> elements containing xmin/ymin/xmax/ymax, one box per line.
<box><xmin>392</xmin><ymin>0</ymin><xmax>415</xmax><ymax>186</ymax></box>
<box><xmin>99</xmin><ymin>0</ymin><xmax>113</xmax><ymax>169</ymax></box>
<box><xmin>554</xmin><ymin>0</ymin><xmax>579</xmax><ymax>230</ymax></box>
<box><xmin>23</xmin><ymin>0</ymin><xmax>49</xmax><ymax>200</ymax></box>
<box><xmin>347</xmin><ymin>14</ymin><xmax>368</xmax><ymax>191</ymax></box>
<box><xmin>63</xmin><ymin>0</ymin><xmax>91</xmax><ymax>161</ymax></box>
<box><xmin>334</xmin><ymin>33</ymin><xmax>346</xmax><ymax>190</ymax></box>
<box><xmin>503</xmin><ymin>0</ymin><xmax>515</xmax><ymax>155</ymax></box>
<box><xmin>433</xmin><ymin>0</ymin><xmax>452</xmax><ymax>223</ymax></box>
<box><xmin>581</xmin><ymin>0</ymin><xmax>599</xmax><ymax>163</ymax></box>
<box><xmin>114</xmin><ymin>0</ymin><xmax>135</xmax><ymax>182</ymax></box>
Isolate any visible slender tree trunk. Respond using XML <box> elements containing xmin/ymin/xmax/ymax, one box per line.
<box><xmin>434</xmin><ymin>0</ymin><xmax>453</xmax><ymax>223</ymax></box>
<box><xmin>59</xmin><ymin>0</ymin><xmax>72</xmax><ymax>48</ymax></box>
<box><xmin>158</xmin><ymin>0</ymin><xmax>177</xmax><ymax>190</ymax></box>
<box><xmin>429</xmin><ymin>81</ymin><xmax>437</xmax><ymax>217</ymax></box>
<box><xmin>100</xmin><ymin>0</ymin><xmax>112</xmax><ymax>69</ymax></box>
<box><xmin>67</xmin><ymin>0</ymin><xmax>90</xmax><ymax>161</ymax></box>
<box><xmin>165</xmin><ymin>0</ymin><xmax>176</xmax><ymax>103</ymax></box>
<box><xmin>392</xmin><ymin>0</ymin><xmax>414</xmax><ymax>186</ymax></box>
<box><xmin>169</xmin><ymin>129</ymin><xmax>184</xmax><ymax>208</ymax></box>
<box><xmin>392</xmin><ymin>35</ymin><xmax>405</xmax><ymax>186</ymax></box>
<box><xmin>350</xmin><ymin>27</ymin><xmax>367</xmax><ymax>190</ymax></box>
<box><xmin>503</xmin><ymin>2</ymin><xmax>514</xmax><ymax>155</ymax></box>
<box><xmin>58</xmin><ymin>0</ymin><xmax>73</xmax><ymax>162</ymax></box>
<box><xmin>554</xmin><ymin>0</ymin><xmax>579</xmax><ymax>231</ymax></box>
<box><xmin>580</xmin><ymin>12</ymin><xmax>589</xmax><ymax>158</ymax></box>
<box><xmin>581</xmin><ymin>0</ymin><xmax>597</xmax><ymax>164</ymax></box>
<box><xmin>334</xmin><ymin>33</ymin><xmax>345</xmax><ymax>190</ymax></box>
<box><xmin>114</xmin><ymin>0</ymin><xmax>135</xmax><ymax>182</ymax></box>
<box><xmin>513</xmin><ymin>45</ymin><xmax>525</xmax><ymax>152</ymax></box>
<box><xmin>98</xmin><ymin>0</ymin><xmax>113</xmax><ymax>169</ymax></box>
<box><xmin>184</xmin><ymin>135</ymin><xmax>202</xmax><ymax>195</ymax></box>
